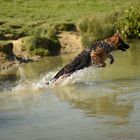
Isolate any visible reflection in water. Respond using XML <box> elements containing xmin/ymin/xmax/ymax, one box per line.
<box><xmin>54</xmin><ymin>82</ymin><xmax>134</xmax><ymax>125</ymax></box>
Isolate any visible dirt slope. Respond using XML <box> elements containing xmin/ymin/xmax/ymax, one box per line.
<box><xmin>58</xmin><ymin>31</ymin><xmax>82</xmax><ymax>54</ymax></box>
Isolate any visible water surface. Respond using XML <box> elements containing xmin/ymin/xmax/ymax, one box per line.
<box><xmin>0</xmin><ymin>40</ymin><xmax>140</xmax><ymax>140</ymax></box>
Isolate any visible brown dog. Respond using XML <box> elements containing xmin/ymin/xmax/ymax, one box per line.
<box><xmin>48</xmin><ymin>33</ymin><xmax>129</xmax><ymax>84</ymax></box>
<box><xmin>90</xmin><ymin>34</ymin><xmax>123</xmax><ymax>67</ymax></box>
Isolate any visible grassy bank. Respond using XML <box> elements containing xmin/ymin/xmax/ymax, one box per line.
<box><xmin>0</xmin><ymin>0</ymin><xmax>140</xmax><ymax>55</ymax></box>
<box><xmin>1</xmin><ymin>0</ymin><xmax>137</xmax><ymax>24</ymax></box>
<box><xmin>79</xmin><ymin>5</ymin><xmax>140</xmax><ymax>48</ymax></box>
<box><xmin>0</xmin><ymin>0</ymin><xmax>139</xmax><ymax>36</ymax></box>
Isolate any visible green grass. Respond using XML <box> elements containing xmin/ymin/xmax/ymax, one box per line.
<box><xmin>0</xmin><ymin>0</ymin><xmax>139</xmax><ymax>53</ymax></box>
<box><xmin>0</xmin><ymin>0</ymin><xmax>139</xmax><ymax>29</ymax></box>
<box><xmin>79</xmin><ymin>15</ymin><xmax>117</xmax><ymax>48</ymax></box>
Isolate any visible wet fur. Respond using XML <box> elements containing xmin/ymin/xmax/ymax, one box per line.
<box><xmin>49</xmin><ymin>34</ymin><xmax>129</xmax><ymax>83</ymax></box>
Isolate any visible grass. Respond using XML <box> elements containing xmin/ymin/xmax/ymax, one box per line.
<box><xmin>0</xmin><ymin>0</ymin><xmax>139</xmax><ymax>31</ymax></box>
<box><xmin>78</xmin><ymin>12</ymin><xmax>118</xmax><ymax>48</ymax></box>
<box><xmin>0</xmin><ymin>0</ymin><xmax>140</xmax><ymax>54</ymax></box>
<box><xmin>21</xmin><ymin>28</ymin><xmax>61</xmax><ymax>56</ymax></box>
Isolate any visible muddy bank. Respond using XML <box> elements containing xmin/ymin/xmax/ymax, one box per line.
<box><xmin>0</xmin><ymin>41</ymin><xmax>35</xmax><ymax>72</ymax></box>
<box><xmin>0</xmin><ymin>31</ymin><xmax>82</xmax><ymax>72</ymax></box>
<box><xmin>0</xmin><ymin>42</ymin><xmax>15</xmax><ymax>71</ymax></box>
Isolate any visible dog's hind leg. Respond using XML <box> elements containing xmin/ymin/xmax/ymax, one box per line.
<box><xmin>52</xmin><ymin>67</ymin><xmax>65</xmax><ymax>80</ymax></box>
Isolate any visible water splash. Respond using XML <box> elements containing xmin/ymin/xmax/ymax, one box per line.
<box><xmin>32</xmin><ymin>71</ymin><xmax>55</xmax><ymax>89</ymax></box>
<box><xmin>0</xmin><ymin>81</ymin><xmax>13</xmax><ymax>91</ymax></box>
<box><xmin>11</xmin><ymin>59</ymin><xmax>97</xmax><ymax>91</ymax></box>
<box><xmin>14</xmin><ymin>57</ymin><xmax>27</xmax><ymax>83</ymax></box>
<box><xmin>12</xmin><ymin>57</ymin><xmax>31</xmax><ymax>91</ymax></box>
<box><xmin>12</xmin><ymin>66</ymin><xmax>57</xmax><ymax>91</ymax></box>
<box><xmin>32</xmin><ymin>67</ymin><xmax>97</xmax><ymax>89</ymax></box>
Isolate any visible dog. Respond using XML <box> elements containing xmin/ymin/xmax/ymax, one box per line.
<box><xmin>47</xmin><ymin>33</ymin><xmax>129</xmax><ymax>84</ymax></box>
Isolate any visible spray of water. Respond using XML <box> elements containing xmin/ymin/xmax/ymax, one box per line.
<box><xmin>14</xmin><ymin>57</ymin><xmax>26</xmax><ymax>82</ymax></box>
<box><xmin>12</xmin><ymin>57</ymin><xmax>97</xmax><ymax>91</ymax></box>
<box><xmin>32</xmin><ymin>67</ymin><xmax>97</xmax><ymax>89</ymax></box>
<box><xmin>0</xmin><ymin>81</ymin><xmax>13</xmax><ymax>91</ymax></box>
<box><xmin>12</xmin><ymin>57</ymin><xmax>32</xmax><ymax>91</ymax></box>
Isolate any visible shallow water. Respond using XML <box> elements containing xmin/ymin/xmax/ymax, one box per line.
<box><xmin>0</xmin><ymin>40</ymin><xmax>140</xmax><ymax>140</ymax></box>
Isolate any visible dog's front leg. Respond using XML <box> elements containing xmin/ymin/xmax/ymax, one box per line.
<box><xmin>108</xmin><ymin>54</ymin><xmax>114</xmax><ymax>64</ymax></box>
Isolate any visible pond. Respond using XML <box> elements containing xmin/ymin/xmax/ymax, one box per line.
<box><xmin>0</xmin><ymin>40</ymin><xmax>140</xmax><ymax>140</ymax></box>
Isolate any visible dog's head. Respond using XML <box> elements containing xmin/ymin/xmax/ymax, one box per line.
<box><xmin>105</xmin><ymin>34</ymin><xmax>130</xmax><ymax>51</ymax></box>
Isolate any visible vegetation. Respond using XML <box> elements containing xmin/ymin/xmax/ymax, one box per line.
<box><xmin>0</xmin><ymin>0</ymin><xmax>139</xmax><ymax>38</ymax></box>
<box><xmin>79</xmin><ymin>15</ymin><xmax>116</xmax><ymax>48</ymax></box>
<box><xmin>79</xmin><ymin>5</ymin><xmax>140</xmax><ymax>48</ymax></box>
<box><xmin>116</xmin><ymin>6</ymin><xmax>140</xmax><ymax>39</ymax></box>
<box><xmin>0</xmin><ymin>0</ymin><xmax>140</xmax><ymax>54</ymax></box>
<box><xmin>22</xmin><ymin>29</ymin><xmax>61</xmax><ymax>56</ymax></box>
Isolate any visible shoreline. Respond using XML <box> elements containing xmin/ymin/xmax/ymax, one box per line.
<box><xmin>0</xmin><ymin>31</ymin><xmax>82</xmax><ymax>73</ymax></box>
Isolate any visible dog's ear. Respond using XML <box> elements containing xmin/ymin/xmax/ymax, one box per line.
<box><xmin>111</xmin><ymin>34</ymin><xmax>119</xmax><ymax>44</ymax></box>
<box><xmin>114</xmin><ymin>30</ymin><xmax>121</xmax><ymax>38</ymax></box>
<box><xmin>105</xmin><ymin>31</ymin><xmax>121</xmax><ymax>45</ymax></box>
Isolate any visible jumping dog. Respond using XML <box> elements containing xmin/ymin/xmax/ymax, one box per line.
<box><xmin>48</xmin><ymin>33</ymin><xmax>129</xmax><ymax>84</ymax></box>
